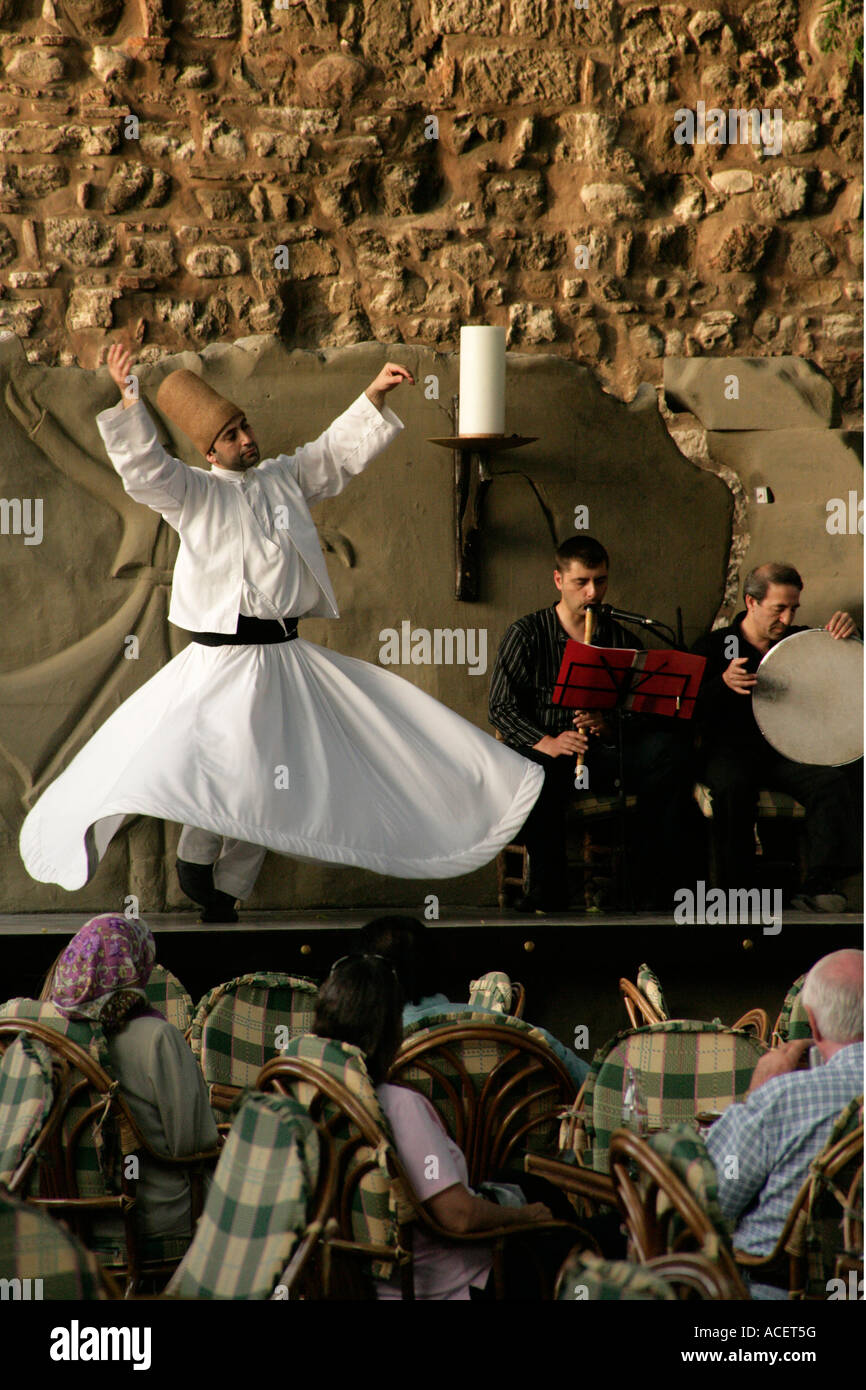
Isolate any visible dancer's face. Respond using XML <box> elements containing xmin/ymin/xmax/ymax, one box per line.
<box><xmin>207</xmin><ymin>415</ymin><xmax>260</xmax><ymax>471</ymax></box>
<box><xmin>554</xmin><ymin>560</ymin><xmax>608</xmax><ymax>624</ymax></box>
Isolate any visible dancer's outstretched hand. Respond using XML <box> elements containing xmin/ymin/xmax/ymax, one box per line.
<box><xmin>107</xmin><ymin>343</ymin><xmax>138</xmax><ymax>406</ymax></box>
<box><xmin>365</xmin><ymin>363</ymin><xmax>414</xmax><ymax>411</ymax></box>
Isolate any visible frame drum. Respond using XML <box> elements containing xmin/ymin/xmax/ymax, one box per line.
<box><xmin>753</xmin><ymin>629</ymin><xmax>863</xmax><ymax>766</ymax></box>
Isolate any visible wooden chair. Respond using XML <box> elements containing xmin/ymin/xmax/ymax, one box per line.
<box><xmin>466</xmin><ymin>970</ymin><xmax>526</xmax><ymax>1019</ymax></box>
<box><xmin>390</xmin><ymin>1016</ymin><xmax>577</xmax><ymax>1189</ymax></box>
<box><xmin>619</xmin><ymin>966</ymin><xmax>769</xmax><ymax>1042</ymax></box>
<box><xmin>188</xmin><ymin>972</ymin><xmax>318</xmax><ymax>1124</ymax></box>
<box><xmin>258</xmin><ymin>1037</ymin><xmax>587</xmax><ymax>1300</ymax></box>
<box><xmin>734</xmin><ymin>1096</ymin><xmax>863</xmax><ymax>1299</ymax></box>
<box><xmin>0</xmin><ymin>1019</ymin><xmax>221</xmax><ymax>1295</ymax></box>
<box><xmin>561</xmin><ymin>1020</ymin><xmax>766</xmax><ymax>1176</ymax></box>
<box><xmin>693</xmin><ymin>783</ymin><xmax>807</xmax><ymax>888</ymax></box>
<box><xmin>555</xmin><ymin>1246</ymin><xmax>744</xmax><ymax>1300</ymax></box>
<box><xmin>496</xmin><ymin>798</ymin><xmax>638</xmax><ymax>910</ymax></box>
<box><xmin>608</xmin><ymin>1126</ymin><xmax>750</xmax><ymax>1297</ymax></box>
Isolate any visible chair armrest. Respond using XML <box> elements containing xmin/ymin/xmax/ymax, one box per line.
<box><xmin>524</xmin><ymin>1154</ymin><xmax>617</xmax><ymax>1208</ymax></box>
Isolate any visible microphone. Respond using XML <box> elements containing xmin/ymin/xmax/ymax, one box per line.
<box><xmin>584</xmin><ymin>602</ymin><xmax>658</xmax><ymax>627</ymax></box>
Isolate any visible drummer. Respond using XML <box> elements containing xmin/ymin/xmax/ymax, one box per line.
<box><xmin>691</xmin><ymin>562</ymin><xmax>861</xmax><ymax>911</ymax></box>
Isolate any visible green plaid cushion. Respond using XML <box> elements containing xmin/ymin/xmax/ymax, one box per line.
<box><xmin>279</xmin><ymin>1035</ymin><xmax>410</xmax><ymax>1278</ymax></box>
<box><xmin>0</xmin><ymin>1003</ymin><xmax>108</xmax><ymax>1198</ymax></box>
<box><xmin>166</xmin><ymin>1093</ymin><xmax>318</xmax><ymax>1300</ymax></box>
<box><xmin>0</xmin><ymin>1188</ymin><xmax>105</xmax><ymax>1300</ymax></box>
<box><xmin>581</xmin><ymin>1021</ymin><xmax>765</xmax><ymax>1174</ymax></box>
<box><xmin>395</xmin><ymin>1012</ymin><xmax>575</xmax><ymax>1177</ymax></box>
<box><xmin>648</xmin><ymin>1124</ymin><xmax>734</xmax><ymax>1256</ymax></box>
<box><xmin>467</xmin><ymin>972</ymin><xmax>512</xmax><ymax>1013</ymax></box>
<box><xmin>774</xmin><ymin>974</ymin><xmax>810</xmax><ymax>1044</ymax></box>
<box><xmin>190</xmin><ymin>973</ymin><xmax>318</xmax><ymax>1089</ymax></box>
<box><xmin>144</xmin><ymin>965</ymin><xmax>194</xmax><ymax>1035</ymax></box>
<box><xmin>0</xmin><ymin>1034</ymin><xmax>54</xmax><ymax>1188</ymax></box>
<box><xmin>636</xmin><ymin>964</ymin><xmax>669</xmax><ymax>1021</ymax></box>
<box><xmin>556</xmin><ymin>1249</ymin><xmax>677</xmax><ymax>1301</ymax></box>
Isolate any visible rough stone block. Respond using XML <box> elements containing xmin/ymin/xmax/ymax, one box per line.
<box><xmin>5</xmin><ymin>48</ymin><xmax>65</xmax><ymax>84</ymax></box>
<box><xmin>65</xmin><ymin>287</ymin><xmax>117</xmax><ymax>331</ymax></box>
<box><xmin>11</xmin><ymin>164</ymin><xmax>69</xmax><ymax>199</ymax></box>
<box><xmin>0</xmin><ymin>221</ymin><xmax>16</xmax><ymax>267</ymax></box>
<box><xmin>787</xmin><ymin>228</ymin><xmax>836</xmax><ymax>278</ymax></box>
<box><xmin>0</xmin><ymin>298</ymin><xmax>41</xmax><ymax>334</ymax></box>
<box><xmin>555</xmin><ymin>112</ymin><xmax>618</xmax><ymax>164</ymax></box>
<box><xmin>711</xmin><ymin>223</ymin><xmax>774</xmax><ymax>272</ymax></box>
<box><xmin>186</xmin><ymin>244</ymin><xmax>244</xmax><ymax>277</ymax></box>
<box><xmin>709</xmin><ymin>169</ymin><xmax>753</xmax><ymax>195</ymax></box>
<box><xmin>665</xmin><ymin>357</ymin><xmax>841</xmax><ymax>429</ymax></box>
<box><xmin>580</xmin><ymin>182</ymin><xmax>643</xmax><ymax>221</ymax></box>
<box><xmin>180</xmin><ymin>0</ymin><xmax>240</xmax><ymax>38</ymax></box>
<box><xmin>460</xmin><ymin>48</ymin><xmax>581</xmax><ymax>105</ymax></box>
<box><xmin>752</xmin><ymin>168</ymin><xmax>812</xmax><ymax>220</ymax></box>
<box><xmin>124</xmin><ymin>237</ymin><xmax>177</xmax><ymax>276</ymax></box>
<box><xmin>44</xmin><ymin>218</ymin><xmax>117</xmax><ymax>266</ymax></box>
<box><xmin>483</xmin><ymin>171</ymin><xmax>545</xmax><ymax>221</ymax></box>
<box><xmin>193</xmin><ymin>188</ymin><xmax>254</xmax><ymax>221</ymax></box>
<box><xmin>431</xmin><ymin>0</ymin><xmax>501</xmax><ymax>34</ymax></box>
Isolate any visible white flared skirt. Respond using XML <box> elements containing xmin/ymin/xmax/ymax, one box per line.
<box><xmin>19</xmin><ymin>638</ymin><xmax>543</xmax><ymax>891</ymax></box>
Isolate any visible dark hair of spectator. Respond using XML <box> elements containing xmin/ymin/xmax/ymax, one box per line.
<box><xmin>313</xmin><ymin>954</ymin><xmax>404</xmax><ymax>1085</ymax></box>
<box><xmin>359</xmin><ymin>915</ymin><xmax>437</xmax><ymax>1005</ymax></box>
<box><xmin>554</xmin><ymin>535</ymin><xmax>609</xmax><ymax>571</ymax></box>
<box><xmin>743</xmin><ymin>562</ymin><xmax>803</xmax><ymax>602</ymax></box>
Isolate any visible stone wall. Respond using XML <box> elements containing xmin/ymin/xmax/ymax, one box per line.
<box><xmin>0</xmin><ymin>1</ymin><xmax>863</xmax><ymax>418</ymax></box>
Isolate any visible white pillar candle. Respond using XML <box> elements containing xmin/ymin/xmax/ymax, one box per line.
<box><xmin>458</xmin><ymin>325</ymin><xmax>505</xmax><ymax>435</ymax></box>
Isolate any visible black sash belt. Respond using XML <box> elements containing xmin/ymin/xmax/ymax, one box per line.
<box><xmin>190</xmin><ymin>616</ymin><xmax>299</xmax><ymax>646</ymax></box>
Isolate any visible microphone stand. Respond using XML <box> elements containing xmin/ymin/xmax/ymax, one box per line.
<box><xmin>584</xmin><ymin>606</ymin><xmax>685</xmax><ymax>913</ymax></box>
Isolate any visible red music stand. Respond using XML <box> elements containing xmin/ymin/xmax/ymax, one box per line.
<box><xmin>551</xmin><ymin>641</ymin><xmax>707</xmax><ymax>910</ymax></box>
<box><xmin>553</xmin><ymin>642</ymin><xmax>706</xmax><ymax>719</ymax></box>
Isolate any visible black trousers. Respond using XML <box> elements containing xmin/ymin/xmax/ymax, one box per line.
<box><xmin>514</xmin><ymin>720</ymin><xmax>701</xmax><ymax>908</ymax></box>
<box><xmin>699</xmin><ymin>737</ymin><xmax>862</xmax><ymax>889</ymax></box>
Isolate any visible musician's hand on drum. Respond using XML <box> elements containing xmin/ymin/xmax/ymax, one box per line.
<box><xmin>825</xmin><ymin>611</ymin><xmax>857</xmax><ymax>640</ymax></box>
<box><xmin>722</xmin><ymin>656</ymin><xmax>757</xmax><ymax>695</ymax></box>
<box><xmin>538</xmin><ymin>729</ymin><xmax>590</xmax><ymax>758</ymax></box>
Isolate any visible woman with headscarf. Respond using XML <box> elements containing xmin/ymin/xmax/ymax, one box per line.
<box><xmin>45</xmin><ymin>914</ymin><xmax>218</xmax><ymax>1258</ymax></box>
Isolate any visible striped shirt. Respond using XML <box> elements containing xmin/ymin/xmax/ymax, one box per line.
<box><xmin>488</xmin><ymin>604</ymin><xmax>640</xmax><ymax>748</ymax></box>
<box><xmin>706</xmin><ymin>1042</ymin><xmax>863</xmax><ymax>1257</ymax></box>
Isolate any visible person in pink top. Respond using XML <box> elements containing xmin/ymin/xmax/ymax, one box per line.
<box><xmin>312</xmin><ymin>954</ymin><xmax>576</xmax><ymax>1300</ymax></box>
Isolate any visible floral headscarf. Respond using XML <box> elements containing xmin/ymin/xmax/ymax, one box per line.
<box><xmin>51</xmin><ymin>914</ymin><xmax>156</xmax><ymax>1030</ymax></box>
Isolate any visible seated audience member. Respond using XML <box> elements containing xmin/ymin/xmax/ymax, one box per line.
<box><xmin>313</xmin><ymin>953</ymin><xmax>578</xmax><ymax>1300</ymax></box>
<box><xmin>706</xmin><ymin>950</ymin><xmax>863</xmax><ymax>1300</ymax></box>
<box><xmin>489</xmin><ymin>534</ymin><xmax>698</xmax><ymax>911</ymax></box>
<box><xmin>359</xmin><ymin>915</ymin><xmax>589</xmax><ymax>1086</ymax></box>
<box><xmin>691</xmin><ymin>563</ymin><xmax>861</xmax><ymax>908</ymax></box>
<box><xmin>42</xmin><ymin>914</ymin><xmax>218</xmax><ymax>1254</ymax></box>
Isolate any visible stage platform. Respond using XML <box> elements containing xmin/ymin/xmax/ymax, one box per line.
<box><xmin>2</xmin><ymin>910</ymin><xmax>861</xmax><ymax>1067</ymax></box>
<box><xmin>2</xmin><ymin>906</ymin><xmax>861</xmax><ymax>935</ymax></box>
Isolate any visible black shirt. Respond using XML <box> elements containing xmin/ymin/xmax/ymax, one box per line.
<box><xmin>489</xmin><ymin>604</ymin><xmax>641</xmax><ymax>748</ymax></box>
<box><xmin>691</xmin><ymin>612</ymin><xmax>809</xmax><ymax>747</ymax></box>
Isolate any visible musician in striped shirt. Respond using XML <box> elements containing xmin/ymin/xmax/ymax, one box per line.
<box><xmin>489</xmin><ymin>535</ymin><xmax>697</xmax><ymax>912</ymax></box>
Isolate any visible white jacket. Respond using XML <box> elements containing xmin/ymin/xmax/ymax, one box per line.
<box><xmin>97</xmin><ymin>391</ymin><xmax>403</xmax><ymax>633</ymax></box>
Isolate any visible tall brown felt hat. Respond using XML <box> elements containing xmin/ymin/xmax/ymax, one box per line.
<box><xmin>155</xmin><ymin>369</ymin><xmax>243</xmax><ymax>457</ymax></box>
